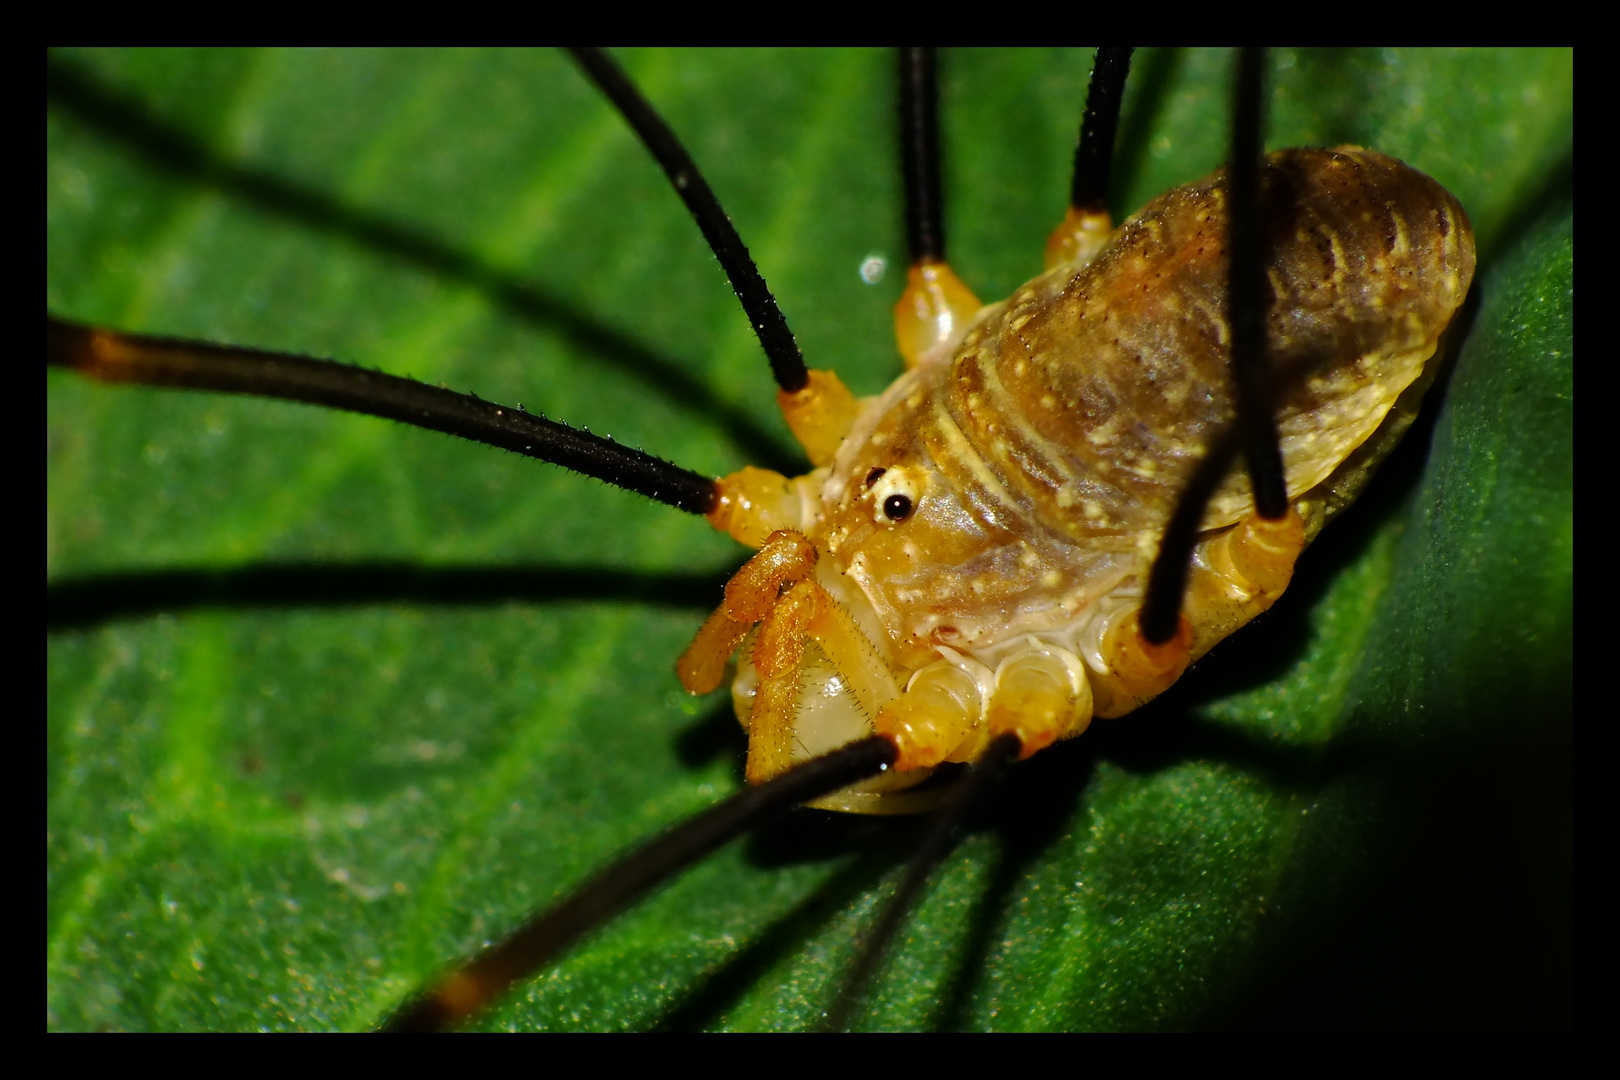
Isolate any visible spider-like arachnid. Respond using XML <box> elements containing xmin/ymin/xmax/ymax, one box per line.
<box><xmin>48</xmin><ymin>48</ymin><xmax>1570</xmax><ymax>1031</ymax></box>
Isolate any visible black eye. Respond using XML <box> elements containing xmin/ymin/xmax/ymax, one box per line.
<box><xmin>864</xmin><ymin>467</ymin><xmax>887</xmax><ymax>488</ymax></box>
<box><xmin>882</xmin><ymin>493</ymin><xmax>913</xmax><ymax>521</ymax></box>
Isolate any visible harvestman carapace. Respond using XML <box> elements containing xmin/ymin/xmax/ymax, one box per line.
<box><xmin>47</xmin><ymin>50</ymin><xmax>1568</xmax><ymax>1029</ymax></box>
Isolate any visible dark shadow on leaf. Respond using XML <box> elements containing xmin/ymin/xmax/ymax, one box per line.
<box><xmin>650</xmin><ymin>822</ymin><xmax>924</xmax><ymax>1032</ymax></box>
<box><xmin>744</xmin><ymin>804</ymin><xmax>920</xmax><ymax>871</ymax></box>
<box><xmin>673</xmin><ymin>698</ymin><xmax>746</xmax><ymax>771</ymax></box>
<box><xmin>1109</xmin><ymin>47</ymin><xmax>1181</xmax><ymax>220</ymax></box>
<box><xmin>46</xmin><ymin>562</ymin><xmax>733</xmax><ymax>630</ymax></box>
<box><xmin>1204</xmin><ymin>693</ymin><xmax>1572</xmax><ymax>1030</ymax></box>
<box><xmin>1477</xmin><ymin>149</ymin><xmax>1573</xmax><ymax>270</ymax></box>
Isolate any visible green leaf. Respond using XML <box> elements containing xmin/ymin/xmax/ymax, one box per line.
<box><xmin>48</xmin><ymin>48</ymin><xmax>1571</xmax><ymax>1031</ymax></box>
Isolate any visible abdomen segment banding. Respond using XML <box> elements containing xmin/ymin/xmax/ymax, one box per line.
<box><xmin>945</xmin><ymin>147</ymin><xmax>1475</xmax><ymax>546</ymax></box>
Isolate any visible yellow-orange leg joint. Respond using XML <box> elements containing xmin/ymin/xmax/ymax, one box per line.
<box><xmin>707</xmin><ymin>466</ymin><xmax>805</xmax><ymax>548</ymax></box>
<box><xmin>777</xmin><ymin>368</ymin><xmax>859</xmax><ymax>468</ymax></box>
<box><xmin>986</xmin><ymin>651</ymin><xmax>1093</xmax><ymax>760</ymax></box>
<box><xmin>1212</xmin><ymin>506</ymin><xmax>1307</xmax><ymax>603</ymax></box>
<box><xmin>892</xmin><ymin>260</ymin><xmax>982</xmax><ymax>367</ymax></box>
<box><xmin>1092</xmin><ymin>608</ymin><xmax>1194</xmax><ymax>718</ymax></box>
<box><xmin>54</xmin><ymin>326</ymin><xmax>143</xmax><ymax>380</ymax></box>
<box><xmin>676</xmin><ymin>530</ymin><xmax>818</xmax><ymax>695</ymax></box>
<box><xmin>1043</xmin><ymin>205</ymin><xmax>1114</xmax><ymax>271</ymax></box>
<box><xmin>874</xmin><ymin>661</ymin><xmax>982</xmax><ymax>772</ymax></box>
<box><xmin>422</xmin><ymin>970</ymin><xmax>489</xmax><ymax>1033</ymax></box>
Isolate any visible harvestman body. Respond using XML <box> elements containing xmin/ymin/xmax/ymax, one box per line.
<box><xmin>680</xmin><ymin>146</ymin><xmax>1473</xmax><ymax>812</ymax></box>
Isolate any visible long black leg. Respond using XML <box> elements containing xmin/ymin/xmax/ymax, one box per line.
<box><xmin>1226</xmin><ymin>47</ymin><xmax>1288</xmax><ymax>521</ymax></box>
<box><xmin>569</xmin><ymin>47</ymin><xmax>810</xmax><ymax>396</ymax></box>
<box><xmin>382</xmin><ymin>736</ymin><xmax>897</xmax><ymax>1032</ymax></box>
<box><xmin>822</xmin><ymin>733</ymin><xmax>1022</xmax><ymax>1032</ymax></box>
<box><xmin>47</xmin><ymin>317</ymin><xmax>720</xmax><ymax>517</ymax></box>
<box><xmin>899</xmin><ymin>47</ymin><xmax>945</xmax><ymax>267</ymax></box>
<box><xmin>1139</xmin><ymin>47</ymin><xmax>1286</xmax><ymax>644</ymax></box>
<box><xmin>1140</xmin><ymin>430</ymin><xmax>1241</xmax><ymax>643</ymax></box>
<box><xmin>50</xmin><ymin>48</ymin><xmax>812</xmax><ymax>517</ymax></box>
<box><xmin>893</xmin><ymin>46</ymin><xmax>985</xmax><ymax>365</ymax></box>
<box><xmin>1068</xmin><ymin>48</ymin><xmax>1134</xmax><ymax>219</ymax></box>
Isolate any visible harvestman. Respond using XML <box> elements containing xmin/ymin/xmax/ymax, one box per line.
<box><xmin>47</xmin><ymin>48</ymin><xmax>1568</xmax><ymax>1029</ymax></box>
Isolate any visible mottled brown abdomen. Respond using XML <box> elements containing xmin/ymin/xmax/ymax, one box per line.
<box><xmin>946</xmin><ymin>147</ymin><xmax>1474</xmax><ymax>547</ymax></box>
